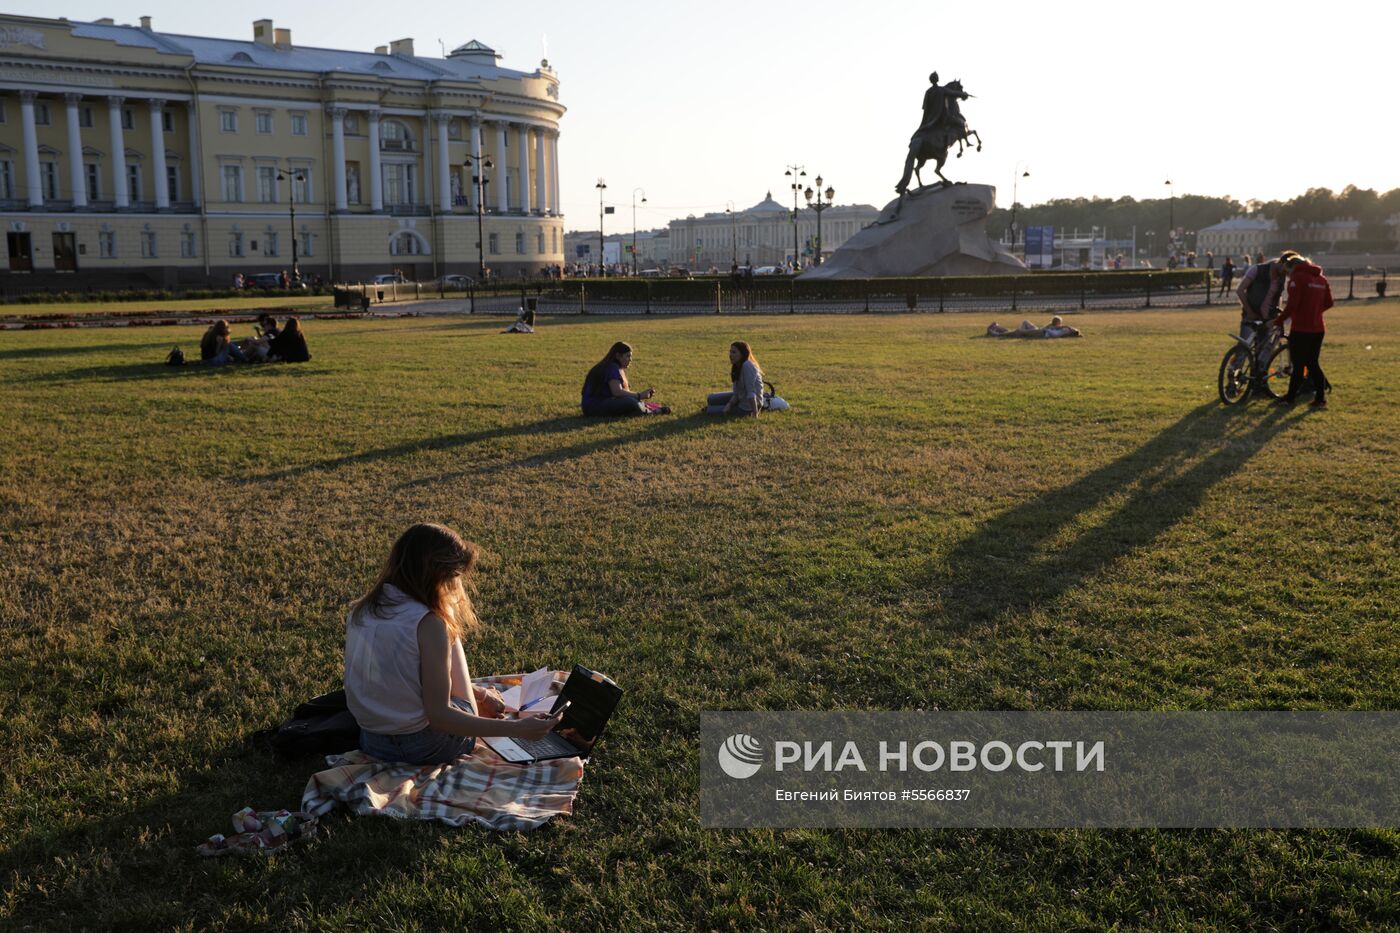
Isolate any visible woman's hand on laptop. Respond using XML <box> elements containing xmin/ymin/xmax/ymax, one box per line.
<box><xmin>511</xmin><ymin>711</ymin><xmax>564</xmax><ymax>740</ymax></box>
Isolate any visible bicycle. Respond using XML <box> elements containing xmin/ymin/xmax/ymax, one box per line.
<box><xmin>1218</xmin><ymin>318</ymin><xmax>1292</xmax><ymax>405</ymax></box>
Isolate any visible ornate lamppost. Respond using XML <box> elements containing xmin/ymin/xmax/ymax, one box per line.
<box><xmin>1165</xmin><ymin>178</ymin><xmax>1175</xmax><ymax>254</ymax></box>
<box><xmin>725</xmin><ymin>200</ymin><xmax>738</xmax><ymax>269</ymax></box>
<box><xmin>276</xmin><ymin>164</ymin><xmax>307</xmax><ymax>279</ymax></box>
<box><xmin>803</xmin><ymin>176</ymin><xmax>834</xmax><ymax>266</ymax></box>
<box><xmin>784</xmin><ymin>163</ymin><xmax>805</xmax><ymax>269</ymax></box>
<box><xmin>632</xmin><ymin>187</ymin><xmax>646</xmax><ymax>275</ymax></box>
<box><xmin>596</xmin><ymin>178</ymin><xmax>607</xmax><ymax>277</ymax></box>
<box><xmin>1010</xmin><ymin>162</ymin><xmax>1030</xmax><ymax>252</ymax></box>
<box><xmin>464</xmin><ymin>154</ymin><xmax>493</xmax><ymax>280</ymax></box>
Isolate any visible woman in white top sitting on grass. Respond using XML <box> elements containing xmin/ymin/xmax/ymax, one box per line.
<box><xmin>706</xmin><ymin>341</ymin><xmax>765</xmax><ymax>416</ymax></box>
<box><xmin>343</xmin><ymin>523</ymin><xmax>561</xmax><ymax>765</ymax></box>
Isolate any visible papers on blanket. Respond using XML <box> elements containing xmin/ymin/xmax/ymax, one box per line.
<box><xmin>498</xmin><ymin>666</ymin><xmax>555</xmax><ymax>714</ymax></box>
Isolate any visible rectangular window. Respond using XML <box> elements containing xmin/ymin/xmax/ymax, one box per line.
<box><xmin>79</xmin><ymin>107</ymin><xmax>93</xmax><ymax>128</ymax></box>
<box><xmin>127</xmin><ymin>164</ymin><xmax>142</xmax><ymax>202</ymax></box>
<box><xmin>221</xmin><ymin>165</ymin><xmax>242</xmax><ymax>202</ymax></box>
<box><xmin>99</xmin><ymin>231</ymin><xmax>115</xmax><ymax>258</ymax></box>
<box><xmin>299</xmin><ymin>231</ymin><xmax>314</xmax><ymax>257</ymax></box>
<box><xmin>257</xmin><ymin>165</ymin><xmax>276</xmax><ymax>203</ymax></box>
<box><xmin>383</xmin><ymin>163</ymin><xmax>414</xmax><ymax>206</ymax></box>
<box><xmin>290</xmin><ymin>112</ymin><xmax>308</xmax><ymax>136</ymax></box>
<box><xmin>344</xmin><ymin>114</ymin><xmax>359</xmax><ymax>135</ymax></box>
<box><xmin>228</xmin><ymin>232</ymin><xmax>244</xmax><ymax>258</ymax></box>
<box><xmin>515</xmin><ymin>232</ymin><xmax>525</xmax><ymax>254</ymax></box>
<box><xmin>166</xmin><ymin>165</ymin><xmax>180</xmax><ymax>202</ymax></box>
<box><xmin>35</xmin><ymin>103</ymin><xmax>50</xmax><ymax>126</ymax></box>
<box><xmin>40</xmin><ymin>161</ymin><xmax>58</xmax><ymax>200</ymax></box>
<box><xmin>219</xmin><ymin>110</ymin><xmax>237</xmax><ymax>133</ymax></box>
<box><xmin>140</xmin><ymin>231</ymin><xmax>157</xmax><ymax>258</ymax></box>
<box><xmin>488</xmin><ymin>233</ymin><xmax>499</xmax><ymax>255</ymax></box>
<box><xmin>162</xmin><ymin>111</ymin><xmax>173</xmax><ymax>133</ymax></box>
<box><xmin>537</xmin><ymin>232</ymin><xmax>545</xmax><ymax>253</ymax></box>
<box><xmin>292</xmin><ymin>169</ymin><xmax>311</xmax><ymax>203</ymax></box>
<box><xmin>255</xmin><ymin>111</ymin><xmax>273</xmax><ymax>134</ymax></box>
<box><xmin>0</xmin><ymin>100</ymin><xmax>5</xmax><ymax>123</ymax></box>
<box><xmin>180</xmin><ymin>230</ymin><xmax>197</xmax><ymax>258</ymax></box>
<box><xmin>264</xmin><ymin>231</ymin><xmax>279</xmax><ymax>257</ymax></box>
<box><xmin>85</xmin><ymin>163</ymin><xmax>100</xmax><ymax>200</ymax></box>
<box><xmin>0</xmin><ymin>160</ymin><xmax>11</xmax><ymax>199</ymax></box>
<box><xmin>121</xmin><ymin>108</ymin><xmax>134</xmax><ymax>130</ymax></box>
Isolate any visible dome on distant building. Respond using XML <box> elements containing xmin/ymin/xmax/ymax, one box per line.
<box><xmin>448</xmin><ymin>39</ymin><xmax>500</xmax><ymax>64</ymax></box>
<box><xmin>748</xmin><ymin>191</ymin><xmax>788</xmax><ymax>213</ymax></box>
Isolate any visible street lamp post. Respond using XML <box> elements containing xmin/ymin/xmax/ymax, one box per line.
<box><xmin>631</xmin><ymin>187</ymin><xmax>646</xmax><ymax>276</ymax></box>
<box><xmin>276</xmin><ymin>165</ymin><xmax>307</xmax><ymax>279</ymax></box>
<box><xmin>1011</xmin><ymin>162</ymin><xmax>1030</xmax><ymax>252</ymax></box>
<box><xmin>464</xmin><ymin>154</ymin><xmax>493</xmax><ymax>280</ymax></box>
<box><xmin>803</xmin><ymin>176</ymin><xmax>834</xmax><ymax>266</ymax></box>
<box><xmin>1164</xmin><ymin>178</ymin><xmax>1175</xmax><ymax>254</ymax></box>
<box><xmin>596</xmin><ymin>179</ymin><xmax>607</xmax><ymax>277</ymax></box>
<box><xmin>784</xmin><ymin>163</ymin><xmax>805</xmax><ymax>269</ymax></box>
<box><xmin>725</xmin><ymin>200</ymin><xmax>737</xmax><ymax>269</ymax></box>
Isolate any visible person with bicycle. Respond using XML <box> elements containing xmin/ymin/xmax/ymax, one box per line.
<box><xmin>1235</xmin><ymin>250</ymin><xmax>1299</xmax><ymax>363</ymax></box>
<box><xmin>1275</xmin><ymin>255</ymin><xmax>1334</xmax><ymax>408</ymax></box>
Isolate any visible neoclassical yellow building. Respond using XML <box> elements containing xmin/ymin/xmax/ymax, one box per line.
<box><xmin>0</xmin><ymin>14</ymin><xmax>565</xmax><ymax>288</ymax></box>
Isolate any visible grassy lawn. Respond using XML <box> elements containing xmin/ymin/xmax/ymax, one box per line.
<box><xmin>2</xmin><ymin>305</ymin><xmax>1397</xmax><ymax>929</ymax></box>
<box><xmin>0</xmin><ymin>294</ymin><xmax>335</xmax><ymax>318</ymax></box>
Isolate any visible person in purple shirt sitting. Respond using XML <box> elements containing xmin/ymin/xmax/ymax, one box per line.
<box><xmin>580</xmin><ymin>341</ymin><xmax>659</xmax><ymax>416</ymax></box>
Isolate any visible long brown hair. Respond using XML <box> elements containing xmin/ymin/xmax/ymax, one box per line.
<box><xmin>352</xmin><ymin>523</ymin><xmax>481</xmax><ymax>640</ymax></box>
<box><xmin>730</xmin><ymin>341</ymin><xmax>759</xmax><ymax>383</ymax></box>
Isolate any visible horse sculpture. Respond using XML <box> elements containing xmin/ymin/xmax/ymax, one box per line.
<box><xmin>895</xmin><ymin>79</ymin><xmax>982</xmax><ymax>194</ymax></box>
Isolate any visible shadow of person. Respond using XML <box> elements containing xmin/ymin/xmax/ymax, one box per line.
<box><xmin>935</xmin><ymin>401</ymin><xmax>1299</xmax><ymax>627</ymax></box>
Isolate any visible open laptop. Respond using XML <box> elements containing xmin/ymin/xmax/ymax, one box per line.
<box><xmin>484</xmin><ymin>665</ymin><xmax>622</xmax><ymax>764</ymax></box>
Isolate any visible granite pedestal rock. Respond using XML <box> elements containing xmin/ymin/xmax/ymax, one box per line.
<box><xmin>800</xmin><ymin>183</ymin><xmax>1026</xmax><ymax>279</ymax></box>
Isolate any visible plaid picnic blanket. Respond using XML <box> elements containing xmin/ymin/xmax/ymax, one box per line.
<box><xmin>300</xmin><ymin>672</ymin><xmax>583</xmax><ymax>832</ymax></box>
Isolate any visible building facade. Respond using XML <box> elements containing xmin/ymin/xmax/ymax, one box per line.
<box><xmin>0</xmin><ymin>14</ymin><xmax>565</xmax><ymax>288</ymax></box>
<box><xmin>668</xmin><ymin>193</ymin><xmax>878</xmax><ymax>270</ymax></box>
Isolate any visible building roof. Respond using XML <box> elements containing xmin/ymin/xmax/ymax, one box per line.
<box><xmin>67</xmin><ymin>19</ymin><xmax>537</xmax><ymax>81</ymax></box>
<box><xmin>747</xmin><ymin>192</ymin><xmax>788</xmax><ymax>213</ymax></box>
<box><xmin>1199</xmin><ymin>217</ymin><xmax>1275</xmax><ymax>233</ymax></box>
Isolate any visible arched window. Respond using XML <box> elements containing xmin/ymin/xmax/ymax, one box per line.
<box><xmin>380</xmin><ymin>120</ymin><xmax>415</xmax><ymax>152</ymax></box>
<box><xmin>389</xmin><ymin>230</ymin><xmax>429</xmax><ymax>256</ymax></box>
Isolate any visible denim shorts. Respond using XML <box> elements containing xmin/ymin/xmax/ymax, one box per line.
<box><xmin>360</xmin><ymin>698</ymin><xmax>477</xmax><ymax>765</ymax></box>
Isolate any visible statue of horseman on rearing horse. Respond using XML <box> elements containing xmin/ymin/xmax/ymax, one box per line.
<box><xmin>895</xmin><ymin>71</ymin><xmax>982</xmax><ymax>195</ymax></box>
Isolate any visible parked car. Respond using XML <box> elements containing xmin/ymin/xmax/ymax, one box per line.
<box><xmin>638</xmin><ymin>268</ymin><xmax>664</xmax><ymax>277</ymax></box>
<box><xmin>753</xmin><ymin>266</ymin><xmax>784</xmax><ymax>276</ymax></box>
<box><xmin>434</xmin><ymin>274</ymin><xmax>474</xmax><ymax>289</ymax></box>
<box><xmin>372</xmin><ymin>273</ymin><xmax>407</xmax><ymax>285</ymax></box>
<box><xmin>244</xmin><ymin>272</ymin><xmax>306</xmax><ymax>290</ymax></box>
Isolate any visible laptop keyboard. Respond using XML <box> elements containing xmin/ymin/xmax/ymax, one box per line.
<box><xmin>514</xmin><ymin>733</ymin><xmax>577</xmax><ymax>758</ymax></box>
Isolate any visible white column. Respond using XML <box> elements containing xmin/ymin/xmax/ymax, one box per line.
<box><xmin>19</xmin><ymin>91</ymin><xmax>43</xmax><ymax>208</ymax></box>
<box><xmin>493</xmin><ymin>122</ymin><xmax>508</xmax><ymax>213</ymax></box>
<box><xmin>108</xmin><ymin>96</ymin><xmax>129</xmax><ymax>208</ymax></box>
<box><xmin>329</xmin><ymin>107</ymin><xmax>347</xmax><ymax>212</ymax></box>
<box><xmin>186</xmin><ymin>101</ymin><xmax>202</xmax><ymax>206</ymax></box>
<box><xmin>469</xmin><ymin>118</ymin><xmax>483</xmax><ymax>212</ymax></box>
<box><xmin>517</xmin><ymin>125</ymin><xmax>532</xmax><ymax>213</ymax></box>
<box><xmin>535</xmin><ymin>128</ymin><xmax>547</xmax><ymax>215</ymax></box>
<box><xmin>367</xmin><ymin>110</ymin><xmax>382</xmax><ymax>212</ymax></box>
<box><xmin>549</xmin><ymin>132</ymin><xmax>561</xmax><ymax>217</ymax></box>
<box><xmin>148</xmin><ymin>99</ymin><xmax>169</xmax><ymax>209</ymax></box>
<box><xmin>436</xmin><ymin>113</ymin><xmax>451</xmax><ymax>213</ymax></box>
<box><xmin>65</xmin><ymin>94</ymin><xmax>87</xmax><ymax>209</ymax></box>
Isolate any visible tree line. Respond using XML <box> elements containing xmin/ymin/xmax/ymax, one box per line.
<box><xmin>987</xmin><ymin>186</ymin><xmax>1400</xmax><ymax>253</ymax></box>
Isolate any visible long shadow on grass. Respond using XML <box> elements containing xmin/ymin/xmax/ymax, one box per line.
<box><xmin>395</xmin><ymin>411</ymin><xmax>713</xmax><ymax>489</ymax></box>
<box><xmin>15</xmin><ymin>360</ymin><xmax>325</xmax><ymax>385</ymax></box>
<box><xmin>0</xmin><ymin>341</ymin><xmax>160</xmax><ymax>361</ymax></box>
<box><xmin>935</xmin><ymin>401</ymin><xmax>1300</xmax><ymax>626</ymax></box>
<box><xmin>250</xmin><ymin>413</ymin><xmax>612</xmax><ymax>484</ymax></box>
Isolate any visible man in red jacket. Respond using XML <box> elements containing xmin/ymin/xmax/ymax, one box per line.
<box><xmin>1275</xmin><ymin>255</ymin><xmax>1334</xmax><ymax>407</ymax></box>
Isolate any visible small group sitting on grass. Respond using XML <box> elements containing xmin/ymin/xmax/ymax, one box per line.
<box><xmin>345</xmin><ymin>523</ymin><xmax>562</xmax><ymax>765</ymax></box>
<box><xmin>199</xmin><ymin>315</ymin><xmax>311</xmax><ymax>366</ymax></box>
<box><xmin>580</xmin><ymin>341</ymin><xmax>670</xmax><ymax>415</ymax></box>
<box><xmin>985</xmin><ymin>316</ymin><xmax>1081</xmax><ymax>339</ymax></box>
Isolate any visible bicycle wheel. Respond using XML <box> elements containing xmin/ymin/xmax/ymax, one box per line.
<box><xmin>1261</xmin><ymin>341</ymin><xmax>1292</xmax><ymax>400</ymax></box>
<box><xmin>1218</xmin><ymin>345</ymin><xmax>1253</xmax><ymax>405</ymax></box>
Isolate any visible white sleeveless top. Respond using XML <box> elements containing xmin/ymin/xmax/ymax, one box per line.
<box><xmin>344</xmin><ymin>583</ymin><xmax>474</xmax><ymax>735</ymax></box>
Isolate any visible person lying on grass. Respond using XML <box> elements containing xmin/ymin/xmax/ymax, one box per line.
<box><xmin>705</xmin><ymin>340</ymin><xmax>765</xmax><ymax>416</ymax></box>
<box><xmin>344</xmin><ymin>523</ymin><xmax>562</xmax><ymax>765</ymax></box>
<box><xmin>580</xmin><ymin>341</ymin><xmax>665</xmax><ymax>415</ymax></box>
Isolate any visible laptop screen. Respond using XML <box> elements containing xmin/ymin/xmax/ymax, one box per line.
<box><xmin>551</xmin><ymin>665</ymin><xmax>622</xmax><ymax>755</ymax></box>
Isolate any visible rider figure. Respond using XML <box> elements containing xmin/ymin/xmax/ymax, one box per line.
<box><xmin>916</xmin><ymin>72</ymin><xmax>949</xmax><ymax>137</ymax></box>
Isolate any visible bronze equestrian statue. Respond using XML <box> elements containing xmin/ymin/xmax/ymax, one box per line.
<box><xmin>895</xmin><ymin>72</ymin><xmax>982</xmax><ymax>194</ymax></box>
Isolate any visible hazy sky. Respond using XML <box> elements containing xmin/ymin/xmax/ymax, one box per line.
<box><xmin>12</xmin><ymin>0</ymin><xmax>1396</xmax><ymax>231</ymax></box>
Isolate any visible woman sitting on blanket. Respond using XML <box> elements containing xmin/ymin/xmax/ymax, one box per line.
<box><xmin>580</xmin><ymin>341</ymin><xmax>663</xmax><ymax>415</ymax></box>
<box><xmin>706</xmin><ymin>341</ymin><xmax>765</xmax><ymax>416</ymax></box>
<box><xmin>344</xmin><ymin>523</ymin><xmax>561</xmax><ymax>765</ymax></box>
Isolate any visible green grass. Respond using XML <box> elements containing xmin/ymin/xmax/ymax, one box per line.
<box><xmin>2</xmin><ymin>306</ymin><xmax>1397</xmax><ymax>929</ymax></box>
<box><xmin>0</xmin><ymin>294</ymin><xmax>335</xmax><ymax>318</ymax></box>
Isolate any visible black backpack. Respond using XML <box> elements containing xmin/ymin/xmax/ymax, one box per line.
<box><xmin>165</xmin><ymin>346</ymin><xmax>186</xmax><ymax>366</ymax></box>
<box><xmin>261</xmin><ymin>689</ymin><xmax>361</xmax><ymax>758</ymax></box>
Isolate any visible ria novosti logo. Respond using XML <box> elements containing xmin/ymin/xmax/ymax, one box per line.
<box><xmin>717</xmin><ymin>733</ymin><xmax>764</xmax><ymax>779</ymax></box>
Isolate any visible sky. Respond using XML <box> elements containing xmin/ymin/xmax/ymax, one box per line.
<box><xmin>12</xmin><ymin>0</ymin><xmax>1397</xmax><ymax>232</ymax></box>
